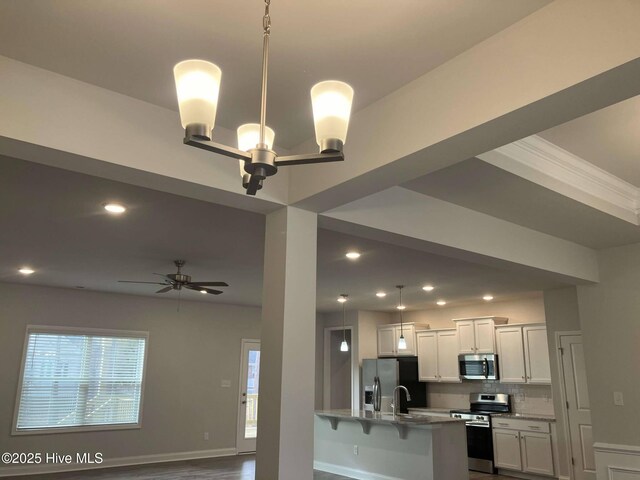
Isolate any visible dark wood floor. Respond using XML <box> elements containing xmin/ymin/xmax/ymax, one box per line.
<box><xmin>23</xmin><ymin>455</ymin><xmax>516</xmax><ymax>479</ymax></box>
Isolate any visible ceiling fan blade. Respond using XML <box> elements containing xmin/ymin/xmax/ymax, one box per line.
<box><xmin>153</xmin><ymin>273</ymin><xmax>174</xmax><ymax>281</ymax></box>
<box><xmin>189</xmin><ymin>281</ymin><xmax>229</xmax><ymax>287</ymax></box>
<box><xmin>156</xmin><ymin>286</ymin><xmax>174</xmax><ymax>294</ymax></box>
<box><xmin>186</xmin><ymin>285</ymin><xmax>223</xmax><ymax>295</ymax></box>
<box><xmin>118</xmin><ymin>281</ymin><xmax>168</xmax><ymax>285</ymax></box>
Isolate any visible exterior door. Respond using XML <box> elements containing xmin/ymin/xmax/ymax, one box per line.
<box><xmin>237</xmin><ymin>339</ymin><xmax>260</xmax><ymax>453</ymax></box>
<box><xmin>560</xmin><ymin>334</ymin><xmax>596</xmax><ymax>480</ymax></box>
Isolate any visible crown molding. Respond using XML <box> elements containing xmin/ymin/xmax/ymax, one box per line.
<box><xmin>478</xmin><ymin>135</ymin><xmax>640</xmax><ymax>225</ymax></box>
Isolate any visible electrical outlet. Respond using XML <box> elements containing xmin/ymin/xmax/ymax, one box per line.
<box><xmin>204</xmin><ymin>432</ymin><xmax>209</xmax><ymax>440</ymax></box>
<box><xmin>515</xmin><ymin>393</ymin><xmax>525</xmax><ymax>403</ymax></box>
<box><xmin>353</xmin><ymin>445</ymin><xmax>358</xmax><ymax>455</ymax></box>
<box><xmin>613</xmin><ymin>391</ymin><xmax>624</xmax><ymax>406</ymax></box>
<box><xmin>221</xmin><ymin>379</ymin><xmax>231</xmax><ymax>388</ymax></box>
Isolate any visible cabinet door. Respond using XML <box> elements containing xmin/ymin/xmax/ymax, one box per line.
<box><xmin>437</xmin><ymin>330</ymin><xmax>461</xmax><ymax>382</ymax></box>
<box><xmin>474</xmin><ymin>318</ymin><xmax>496</xmax><ymax>353</ymax></box>
<box><xmin>496</xmin><ymin>327</ymin><xmax>526</xmax><ymax>383</ymax></box>
<box><xmin>523</xmin><ymin>326</ymin><xmax>551</xmax><ymax>384</ymax></box>
<box><xmin>493</xmin><ymin>429</ymin><xmax>522</xmax><ymax>471</ymax></box>
<box><xmin>417</xmin><ymin>332</ymin><xmax>438</xmax><ymax>381</ymax></box>
<box><xmin>521</xmin><ymin>432</ymin><xmax>554</xmax><ymax>476</ymax></box>
<box><xmin>456</xmin><ymin>320</ymin><xmax>476</xmax><ymax>353</ymax></box>
<box><xmin>377</xmin><ymin>326</ymin><xmax>396</xmax><ymax>357</ymax></box>
<box><xmin>396</xmin><ymin>324</ymin><xmax>416</xmax><ymax>356</ymax></box>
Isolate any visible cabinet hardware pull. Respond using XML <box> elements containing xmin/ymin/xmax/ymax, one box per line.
<box><xmin>529</xmin><ymin>426</ymin><xmax>540</xmax><ymax>429</ymax></box>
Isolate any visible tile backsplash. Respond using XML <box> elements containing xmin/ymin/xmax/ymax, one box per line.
<box><xmin>427</xmin><ymin>380</ymin><xmax>555</xmax><ymax>416</ymax></box>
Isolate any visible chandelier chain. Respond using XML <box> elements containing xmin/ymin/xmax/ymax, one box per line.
<box><xmin>263</xmin><ymin>0</ymin><xmax>271</xmax><ymax>35</ymax></box>
<box><xmin>259</xmin><ymin>0</ymin><xmax>271</xmax><ymax>145</ymax></box>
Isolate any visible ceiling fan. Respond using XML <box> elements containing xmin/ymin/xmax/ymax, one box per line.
<box><xmin>118</xmin><ymin>260</ymin><xmax>228</xmax><ymax>295</ymax></box>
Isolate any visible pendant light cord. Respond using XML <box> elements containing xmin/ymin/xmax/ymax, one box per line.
<box><xmin>398</xmin><ymin>286</ymin><xmax>404</xmax><ymax>336</ymax></box>
<box><xmin>342</xmin><ymin>300</ymin><xmax>346</xmax><ymax>342</ymax></box>
<box><xmin>259</xmin><ymin>0</ymin><xmax>271</xmax><ymax>145</ymax></box>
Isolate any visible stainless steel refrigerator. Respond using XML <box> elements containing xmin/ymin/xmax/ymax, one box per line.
<box><xmin>362</xmin><ymin>357</ymin><xmax>427</xmax><ymax>414</ymax></box>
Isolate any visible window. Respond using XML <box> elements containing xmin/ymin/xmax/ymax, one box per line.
<box><xmin>13</xmin><ymin>326</ymin><xmax>148</xmax><ymax>434</ymax></box>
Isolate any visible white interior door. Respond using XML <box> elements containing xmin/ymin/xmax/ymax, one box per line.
<box><xmin>560</xmin><ymin>334</ymin><xmax>596</xmax><ymax>480</ymax></box>
<box><xmin>237</xmin><ymin>339</ymin><xmax>260</xmax><ymax>453</ymax></box>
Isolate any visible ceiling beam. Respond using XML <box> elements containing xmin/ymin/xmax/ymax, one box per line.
<box><xmin>289</xmin><ymin>0</ymin><xmax>640</xmax><ymax>212</ymax></box>
<box><xmin>0</xmin><ymin>56</ymin><xmax>288</xmax><ymax>214</ymax></box>
<box><xmin>320</xmin><ymin>187</ymin><xmax>599</xmax><ymax>284</ymax></box>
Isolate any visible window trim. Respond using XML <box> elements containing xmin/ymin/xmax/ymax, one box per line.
<box><xmin>12</xmin><ymin>325</ymin><xmax>149</xmax><ymax>436</ymax></box>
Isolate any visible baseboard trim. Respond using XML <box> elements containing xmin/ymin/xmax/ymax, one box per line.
<box><xmin>314</xmin><ymin>460</ymin><xmax>401</xmax><ymax>480</ymax></box>
<box><xmin>0</xmin><ymin>447</ymin><xmax>237</xmax><ymax>477</ymax></box>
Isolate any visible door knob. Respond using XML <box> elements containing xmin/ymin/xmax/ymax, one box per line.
<box><xmin>242</xmin><ymin>400</ymin><xmax>246</xmax><ymax>404</ymax></box>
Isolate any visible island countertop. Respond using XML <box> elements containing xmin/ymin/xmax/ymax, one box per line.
<box><xmin>315</xmin><ymin>409</ymin><xmax>465</xmax><ymax>426</ymax></box>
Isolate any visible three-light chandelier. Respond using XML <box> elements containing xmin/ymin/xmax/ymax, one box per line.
<box><xmin>173</xmin><ymin>0</ymin><xmax>355</xmax><ymax>195</ymax></box>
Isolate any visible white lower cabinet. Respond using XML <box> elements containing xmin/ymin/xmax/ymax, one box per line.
<box><xmin>493</xmin><ymin>419</ymin><xmax>555</xmax><ymax>477</ymax></box>
<box><xmin>493</xmin><ymin>429</ymin><xmax>523</xmax><ymax>471</ymax></box>
<box><xmin>521</xmin><ymin>431</ymin><xmax>555</xmax><ymax>476</ymax></box>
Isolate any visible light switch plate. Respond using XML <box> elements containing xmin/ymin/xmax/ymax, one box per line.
<box><xmin>221</xmin><ymin>379</ymin><xmax>231</xmax><ymax>388</ymax></box>
<box><xmin>613</xmin><ymin>391</ymin><xmax>624</xmax><ymax>406</ymax></box>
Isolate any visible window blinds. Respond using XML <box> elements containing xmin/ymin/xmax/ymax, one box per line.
<box><xmin>15</xmin><ymin>330</ymin><xmax>147</xmax><ymax>432</ymax></box>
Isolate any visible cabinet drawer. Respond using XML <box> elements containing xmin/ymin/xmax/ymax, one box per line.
<box><xmin>492</xmin><ymin>418</ymin><xmax>550</xmax><ymax>433</ymax></box>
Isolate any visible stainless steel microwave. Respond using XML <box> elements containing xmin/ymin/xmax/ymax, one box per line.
<box><xmin>458</xmin><ymin>354</ymin><xmax>499</xmax><ymax>380</ymax></box>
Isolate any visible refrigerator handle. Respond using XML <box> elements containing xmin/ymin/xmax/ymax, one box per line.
<box><xmin>374</xmin><ymin>376</ymin><xmax>382</xmax><ymax>412</ymax></box>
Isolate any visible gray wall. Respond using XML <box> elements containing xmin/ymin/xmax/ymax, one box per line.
<box><xmin>543</xmin><ymin>286</ymin><xmax>582</xmax><ymax>478</ymax></box>
<box><xmin>0</xmin><ymin>282</ymin><xmax>261</xmax><ymax>466</ymax></box>
<box><xmin>329</xmin><ymin>330</ymin><xmax>352</xmax><ymax>409</ymax></box>
<box><xmin>576</xmin><ymin>243</ymin><xmax>640</xmax><ymax>447</ymax></box>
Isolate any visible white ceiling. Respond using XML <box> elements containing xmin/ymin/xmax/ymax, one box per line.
<box><xmin>0</xmin><ymin>156</ymin><xmax>562</xmax><ymax>312</ymax></box>
<box><xmin>0</xmin><ymin>0</ymin><xmax>550</xmax><ymax>148</ymax></box>
<box><xmin>539</xmin><ymin>95</ymin><xmax>640</xmax><ymax>187</ymax></box>
<box><xmin>402</xmin><ymin>158</ymin><xmax>640</xmax><ymax>249</ymax></box>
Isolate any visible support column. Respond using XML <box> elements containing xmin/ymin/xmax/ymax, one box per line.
<box><xmin>255</xmin><ymin>207</ymin><xmax>317</xmax><ymax>480</ymax></box>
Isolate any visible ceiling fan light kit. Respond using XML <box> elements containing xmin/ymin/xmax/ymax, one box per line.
<box><xmin>173</xmin><ymin>0</ymin><xmax>354</xmax><ymax>196</ymax></box>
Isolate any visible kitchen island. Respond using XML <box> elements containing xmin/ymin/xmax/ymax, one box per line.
<box><xmin>314</xmin><ymin>410</ymin><xmax>468</xmax><ymax>480</ymax></box>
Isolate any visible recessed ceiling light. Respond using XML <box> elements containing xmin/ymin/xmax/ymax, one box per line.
<box><xmin>376</xmin><ymin>292</ymin><xmax>386</xmax><ymax>298</ymax></box>
<box><xmin>337</xmin><ymin>295</ymin><xmax>348</xmax><ymax>303</ymax></box>
<box><xmin>18</xmin><ymin>267</ymin><xmax>35</xmax><ymax>275</ymax></box>
<box><xmin>397</xmin><ymin>305</ymin><xmax>406</xmax><ymax>310</ymax></box>
<box><xmin>422</xmin><ymin>285</ymin><xmax>434</xmax><ymax>292</ymax></box>
<box><xmin>200</xmin><ymin>290</ymin><xmax>208</xmax><ymax>294</ymax></box>
<box><xmin>345</xmin><ymin>251</ymin><xmax>361</xmax><ymax>260</ymax></box>
<box><xmin>104</xmin><ymin>203</ymin><xmax>126</xmax><ymax>214</ymax></box>
<box><xmin>483</xmin><ymin>295</ymin><xmax>494</xmax><ymax>301</ymax></box>
<box><xmin>436</xmin><ymin>300</ymin><xmax>447</xmax><ymax>306</ymax></box>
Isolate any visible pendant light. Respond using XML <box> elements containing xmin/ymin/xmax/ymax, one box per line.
<box><xmin>396</xmin><ymin>285</ymin><xmax>407</xmax><ymax>350</ymax></box>
<box><xmin>339</xmin><ymin>294</ymin><xmax>349</xmax><ymax>352</ymax></box>
<box><xmin>173</xmin><ymin>0</ymin><xmax>354</xmax><ymax>196</ymax></box>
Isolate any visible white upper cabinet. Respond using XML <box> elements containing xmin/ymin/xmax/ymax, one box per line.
<box><xmin>377</xmin><ymin>326</ymin><xmax>397</xmax><ymax>357</ymax></box>
<box><xmin>454</xmin><ymin>317</ymin><xmax>508</xmax><ymax>354</ymax></box>
<box><xmin>496</xmin><ymin>326</ymin><xmax>527</xmax><ymax>383</ymax></box>
<box><xmin>523</xmin><ymin>325</ymin><xmax>551</xmax><ymax>384</ymax></box>
<box><xmin>436</xmin><ymin>330</ymin><xmax>461</xmax><ymax>382</ymax></box>
<box><xmin>377</xmin><ymin>323</ymin><xmax>426</xmax><ymax>357</ymax></box>
<box><xmin>417</xmin><ymin>331</ymin><xmax>438</xmax><ymax>381</ymax></box>
<box><xmin>416</xmin><ymin>329</ymin><xmax>461</xmax><ymax>383</ymax></box>
<box><xmin>456</xmin><ymin>320</ymin><xmax>476</xmax><ymax>354</ymax></box>
<box><xmin>496</xmin><ymin>324</ymin><xmax>551</xmax><ymax>385</ymax></box>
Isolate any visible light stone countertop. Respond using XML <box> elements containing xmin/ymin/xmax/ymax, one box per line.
<box><xmin>408</xmin><ymin>407</ymin><xmax>453</xmax><ymax>415</ymax></box>
<box><xmin>492</xmin><ymin>412</ymin><xmax>556</xmax><ymax>422</ymax></box>
<box><xmin>315</xmin><ymin>409</ymin><xmax>466</xmax><ymax>426</ymax></box>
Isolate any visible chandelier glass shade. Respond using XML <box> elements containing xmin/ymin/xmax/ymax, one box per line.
<box><xmin>173</xmin><ymin>0</ymin><xmax>354</xmax><ymax>196</ymax></box>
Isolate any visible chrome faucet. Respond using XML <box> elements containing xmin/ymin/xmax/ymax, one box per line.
<box><xmin>391</xmin><ymin>385</ymin><xmax>411</xmax><ymax>416</ymax></box>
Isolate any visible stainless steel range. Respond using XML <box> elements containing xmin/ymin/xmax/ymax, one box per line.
<box><xmin>450</xmin><ymin>393</ymin><xmax>511</xmax><ymax>473</ymax></box>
